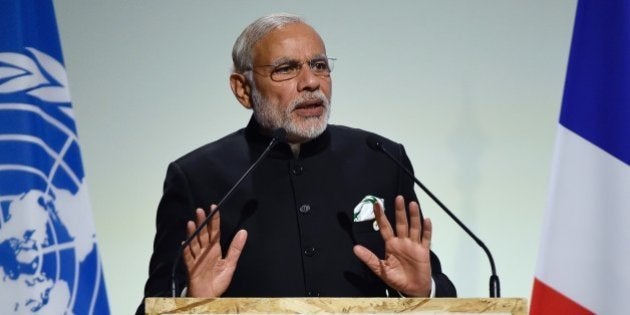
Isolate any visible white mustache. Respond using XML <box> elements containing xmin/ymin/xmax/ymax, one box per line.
<box><xmin>289</xmin><ymin>91</ymin><xmax>329</xmax><ymax>111</ymax></box>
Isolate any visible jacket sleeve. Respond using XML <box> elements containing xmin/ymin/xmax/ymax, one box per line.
<box><xmin>136</xmin><ymin>162</ymin><xmax>196</xmax><ymax>314</ymax></box>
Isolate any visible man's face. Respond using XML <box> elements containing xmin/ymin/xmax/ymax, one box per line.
<box><xmin>249</xmin><ymin>23</ymin><xmax>332</xmax><ymax>143</ymax></box>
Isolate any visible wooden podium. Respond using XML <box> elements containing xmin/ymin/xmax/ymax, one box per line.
<box><xmin>145</xmin><ymin>297</ymin><xmax>528</xmax><ymax>314</ymax></box>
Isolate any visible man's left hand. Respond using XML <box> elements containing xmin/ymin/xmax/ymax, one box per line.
<box><xmin>353</xmin><ymin>195</ymin><xmax>432</xmax><ymax>297</ymax></box>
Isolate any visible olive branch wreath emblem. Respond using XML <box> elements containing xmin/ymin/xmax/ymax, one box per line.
<box><xmin>0</xmin><ymin>47</ymin><xmax>71</xmax><ymax>104</ymax></box>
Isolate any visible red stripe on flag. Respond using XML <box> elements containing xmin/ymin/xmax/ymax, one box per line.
<box><xmin>530</xmin><ymin>278</ymin><xmax>593</xmax><ymax>315</ymax></box>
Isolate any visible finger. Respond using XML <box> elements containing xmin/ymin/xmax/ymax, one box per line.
<box><xmin>421</xmin><ymin>218</ymin><xmax>432</xmax><ymax>247</ymax></box>
<box><xmin>186</xmin><ymin>220</ymin><xmax>198</xmax><ymax>259</ymax></box>
<box><xmin>195</xmin><ymin>207</ymin><xmax>206</xmax><ymax>226</ymax></box>
<box><xmin>208</xmin><ymin>205</ymin><xmax>221</xmax><ymax>245</ymax></box>
<box><xmin>194</xmin><ymin>208</ymin><xmax>206</xmax><ymax>249</ymax></box>
<box><xmin>182</xmin><ymin>237</ymin><xmax>195</xmax><ymax>267</ymax></box>
<box><xmin>353</xmin><ymin>245</ymin><xmax>383</xmax><ymax>278</ymax></box>
<box><xmin>224</xmin><ymin>229</ymin><xmax>248</xmax><ymax>264</ymax></box>
<box><xmin>373</xmin><ymin>201</ymin><xmax>394</xmax><ymax>241</ymax></box>
<box><xmin>205</xmin><ymin>205</ymin><xmax>215</xmax><ymax>234</ymax></box>
<box><xmin>186</xmin><ymin>213</ymin><xmax>197</xmax><ymax>238</ymax></box>
<box><xmin>408</xmin><ymin>201</ymin><xmax>421</xmax><ymax>242</ymax></box>
<box><xmin>394</xmin><ymin>195</ymin><xmax>409</xmax><ymax>238</ymax></box>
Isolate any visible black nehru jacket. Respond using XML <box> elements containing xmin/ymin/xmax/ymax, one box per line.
<box><xmin>136</xmin><ymin>117</ymin><xmax>456</xmax><ymax>314</ymax></box>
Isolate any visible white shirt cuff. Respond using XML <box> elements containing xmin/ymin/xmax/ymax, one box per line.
<box><xmin>397</xmin><ymin>277</ymin><xmax>436</xmax><ymax>298</ymax></box>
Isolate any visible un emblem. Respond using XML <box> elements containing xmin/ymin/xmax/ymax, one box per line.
<box><xmin>0</xmin><ymin>48</ymin><xmax>108</xmax><ymax>313</ymax></box>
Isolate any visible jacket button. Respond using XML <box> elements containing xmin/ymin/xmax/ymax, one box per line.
<box><xmin>299</xmin><ymin>204</ymin><xmax>311</xmax><ymax>214</ymax></box>
<box><xmin>291</xmin><ymin>164</ymin><xmax>303</xmax><ymax>175</ymax></box>
<box><xmin>304</xmin><ymin>247</ymin><xmax>316</xmax><ymax>257</ymax></box>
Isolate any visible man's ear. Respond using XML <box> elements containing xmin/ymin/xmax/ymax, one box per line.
<box><xmin>230</xmin><ymin>73</ymin><xmax>253</xmax><ymax>109</ymax></box>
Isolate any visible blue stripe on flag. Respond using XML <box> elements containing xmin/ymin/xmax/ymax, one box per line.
<box><xmin>0</xmin><ymin>0</ymin><xmax>62</xmax><ymax>60</ymax></box>
<box><xmin>559</xmin><ymin>1</ymin><xmax>630</xmax><ymax>165</ymax></box>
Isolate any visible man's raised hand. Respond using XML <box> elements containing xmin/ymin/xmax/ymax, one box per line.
<box><xmin>183</xmin><ymin>205</ymin><xmax>247</xmax><ymax>297</ymax></box>
<box><xmin>353</xmin><ymin>195</ymin><xmax>433</xmax><ymax>297</ymax></box>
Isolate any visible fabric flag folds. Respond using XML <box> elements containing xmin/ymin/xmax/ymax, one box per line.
<box><xmin>531</xmin><ymin>1</ymin><xmax>630</xmax><ymax>314</ymax></box>
<box><xmin>0</xmin><ymin>1</ymin><xmax>110</xmax><ymax>314</ymax></box>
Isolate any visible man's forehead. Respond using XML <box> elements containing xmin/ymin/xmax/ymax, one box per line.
<box><xmin>252</xmin><ymin>23</ymin><xmax>326</xmax><ymax>64</ymax></box>
<box><xmin>266</xmin><ymin>53</ymin><xmax>328</xmax><ymax>66</ymax></box>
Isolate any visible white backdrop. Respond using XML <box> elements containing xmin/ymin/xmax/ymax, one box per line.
<box><xmin>53</xmin><ymin>1</ymin><xmax>576</xmax><ymax>313</ymax></box>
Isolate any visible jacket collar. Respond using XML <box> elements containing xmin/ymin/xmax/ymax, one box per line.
<box><xmin>244</xmin><ymin>116</ymin><xmax>331</xmax><ymax>159</ymax></box>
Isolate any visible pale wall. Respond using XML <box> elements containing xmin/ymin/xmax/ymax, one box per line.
<box><xmin>53</xmin><ymin>1</ymin><xmax>576</xmax><ymax>313</ymax></box>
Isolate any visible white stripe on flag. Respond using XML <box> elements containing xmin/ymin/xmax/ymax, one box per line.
<box><xmin>535</xmin><ymin>124</ymin><xmax>630</xmax><ymax>313</ymax></box>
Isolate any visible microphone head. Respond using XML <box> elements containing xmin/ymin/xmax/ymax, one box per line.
<box><xmin>366</xmin><ymin>135</ymin><xmax>383</xmax><ymax>151</ymax></box>
<box><xmin>272</xmin><ymin>128</ymin><xmax>287</xmax><ymax>143</ymax></box>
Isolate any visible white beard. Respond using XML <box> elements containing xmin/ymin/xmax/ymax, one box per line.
<box><xmin>251</xmin><ymin>87</ymin><xmax>331</xmax><ymax>142</ymax></box>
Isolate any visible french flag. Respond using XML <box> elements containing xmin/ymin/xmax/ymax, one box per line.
<box><xmin>531</xmin><ymin>1</ymin><xmax>630</xmax><ymax>314</ymax></box>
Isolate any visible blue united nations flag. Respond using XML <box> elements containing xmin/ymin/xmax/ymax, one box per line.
<box><xmin>0</xmin><ymin>1</ymin><xmax>110</xmax><ymax>313</ymax></box>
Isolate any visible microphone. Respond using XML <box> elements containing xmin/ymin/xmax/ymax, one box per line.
<box><xmin>366</xmin><ymin>135</ymin><xmax>500</xmax><ymax>298</ymax></box>
<box><xmin>170</xmin><ymin>128</ymin><xmax>287</xmax><ymax>297</ymax></box>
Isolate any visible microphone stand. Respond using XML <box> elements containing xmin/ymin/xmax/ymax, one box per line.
<box><xmin>170</xmin><ymin>129</ymin><xmax>286</xmax><ymax>297</ymax></box>
<box><xmin>368</xmin><ymin>137</ymin><xmax>500</xmax><ymax>298</ymax></box>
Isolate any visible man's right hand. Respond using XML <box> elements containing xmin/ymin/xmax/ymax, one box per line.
<box><xmin>183</xmin><ymin>205</ymin><xmax>248</xmax><ymax>297</ymax></box>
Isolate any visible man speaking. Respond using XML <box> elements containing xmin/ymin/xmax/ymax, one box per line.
<box><xmin>137</xmin><ymin>13</ymin><xmax>456</xmax><ymax>314</ymax></box>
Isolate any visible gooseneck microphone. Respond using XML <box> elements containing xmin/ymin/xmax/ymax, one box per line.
<box><xmin>366</xmin><ymin>135</ymin><xmax>500</xmax><ymax>298</ymax></box>
<box><xmin>170</xmin><ymin>128</ymin><xmax>287</xmax><ymax>297</ymax></box>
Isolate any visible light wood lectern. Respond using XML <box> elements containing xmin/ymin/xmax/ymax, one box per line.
<box><xmin>145</xmin><ymin>297</ymin><xmax>528</xmax><ymax>314</ymax></box>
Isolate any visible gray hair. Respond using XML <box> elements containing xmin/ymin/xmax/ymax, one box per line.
<box><xmin>232</xmin><ymin>13</ymin><xmax>305</xmax><ymax>73</ymax></box>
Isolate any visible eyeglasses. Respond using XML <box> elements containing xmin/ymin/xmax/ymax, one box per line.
<box><xmin>248</xmin><ymin>57</ymin><xmax>336</xmax><ymax>82</ymax></box>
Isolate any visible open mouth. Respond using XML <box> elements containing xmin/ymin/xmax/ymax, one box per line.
<box><xmin>294</xmin><ymin>100</ymin><xmax>325</xmax><ymax>116</ymax></box>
